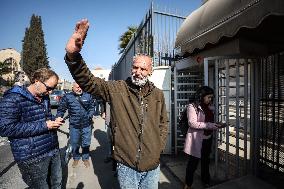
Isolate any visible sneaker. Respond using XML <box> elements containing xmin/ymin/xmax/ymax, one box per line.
<box><xmin>83</xmin><ymin>160</ymin><xmax>90</xmax><ymax>168</ymax></box>
<box><xmin>72</xmin><ymin>160</ymin><xmax>79</xmax><ymax>168</ymax></box>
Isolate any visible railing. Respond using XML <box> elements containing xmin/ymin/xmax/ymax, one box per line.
<box><xmin>110</xmin><ymin>3</ymin><xmax>186</xmax><ymax>81</ymax></box>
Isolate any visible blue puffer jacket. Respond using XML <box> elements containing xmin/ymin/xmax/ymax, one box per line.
<box><xmin>56</xmin><ymin>92</ymin><xmax>95</xmax><ymax>129</ymax></box>
<box><xmin>0</xmin><ymin>85</ymin><xmax>58</xmax><ymax>162</ymax></box>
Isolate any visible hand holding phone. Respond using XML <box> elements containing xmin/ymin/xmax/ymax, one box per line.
<box><xmin>61</xmin><ymin>116</ymin><xmax>69</xmax><ymax>123</ymax></box>
<box><xmin>217</xmin><ymin>122</ymin><xmax>227</xmax><ymax>128</ymax></box>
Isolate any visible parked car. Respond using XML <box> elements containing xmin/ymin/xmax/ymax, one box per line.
<box><xmin>49</xmin><ymin>90</ymin><xmax>65</xmax><ymax>108</ymax></box>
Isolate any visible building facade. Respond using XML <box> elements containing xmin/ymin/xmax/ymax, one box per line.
<box><xmin>0</xmin><ymin>48</ymin><xmax>22</xmax><ymax>86</ymax></box>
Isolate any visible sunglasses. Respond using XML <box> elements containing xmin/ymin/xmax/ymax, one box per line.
<box><xmin>40</xmin><ymin>81</ymin><xmax>56</xmax><ymax>91</ymax></box>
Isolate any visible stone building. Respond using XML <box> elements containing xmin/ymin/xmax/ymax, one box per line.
<box><xmin>0</xmin><ymin>48</ymin><xmax>22</xmax><ymax>85</ymax></box>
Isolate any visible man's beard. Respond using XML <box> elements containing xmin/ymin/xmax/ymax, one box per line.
<box><xmin>131</xmin><ymin>74</ymin><xmax>148</xmax><ymax>87</ymax></box>
<box><xmin>74</xmin><ymin>91</ymin><xmax>82</xmax><ymax>95</ymax></box>
<box><xmin>35</xmin><ymin>83</ymin><xmax>46</xmax><ymax>98</ymax></box>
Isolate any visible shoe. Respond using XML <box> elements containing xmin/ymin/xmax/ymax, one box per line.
<box><xmin>64</xmin><ymin>144</ymin><xmax>72</xmax><ymax>165</ymax></box>
<box><xmin>104</xmin><ymin>156</ymin><xmax>112</xmax><ymax>163</ymax></box>
<box><xmin>83</xmin><ymin>160</ymin><xmax>90</xmax><ymax>168</ymax></box>
<box><xmin>183</xmin><ymin>184</ymin><xmax>191</xmax><ymax>189</ymax></box>
<box><xmin>202</xmin><ymin>180</ymin><xmax>211</xmax><ymax>188</ymax></box>
<box><xmin>72</xmin><ymin>160</ymin><xmax>79</xmax><ymax>168</ymax></box>
<box><xmin>204</xmin><ymin>183</ymin><xmax>211</xmax><ymax>188</ymax></box>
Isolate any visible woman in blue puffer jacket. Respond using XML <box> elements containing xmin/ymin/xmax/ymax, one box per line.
<box><xmin>0</xmin><ymin>68</ymin><xmax>64</xmax><ymax>189</ymax></box>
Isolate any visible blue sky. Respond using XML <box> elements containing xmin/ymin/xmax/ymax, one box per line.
<box><xmin>0</xmin><ymin>0</ymin><xmax>201</xmax><ymax>81</ymax></box>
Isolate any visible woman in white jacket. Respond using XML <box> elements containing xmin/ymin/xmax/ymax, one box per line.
<box><xmin>183</xmin><ymin>86</ymin><xmax>224</xmax><ymax>189</ymax></box>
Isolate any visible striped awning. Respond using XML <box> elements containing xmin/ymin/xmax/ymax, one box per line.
<box><xmin>175</xmin><ymin>0</ymin><xmax>284</xmax><ymax>55</ymax></box>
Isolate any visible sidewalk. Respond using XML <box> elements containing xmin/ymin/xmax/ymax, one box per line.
<box><xmin>58</xmin><ymin>116</ymin><xmax>183</xmax><ymax>189</ymax></box>
<box><xmin>161</xmin><ymin>153</ymin><xmax>208</xmax><ymax>189</ymax></box>
<box><xmin>160</xmin><ymin>152</ymin><xmax>277</xmax><ymax>189</ymax></box>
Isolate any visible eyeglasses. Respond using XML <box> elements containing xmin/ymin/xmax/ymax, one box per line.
<box><xmin>40</xmin><ymin>81</ymin><xmax>56</xmax><ymax>91</ymax></box>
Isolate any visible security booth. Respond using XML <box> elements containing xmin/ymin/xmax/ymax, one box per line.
<box><xmin>174</xmin><ymin>0</ymin><xmax>284</xmax><ymax>187</ymax></box>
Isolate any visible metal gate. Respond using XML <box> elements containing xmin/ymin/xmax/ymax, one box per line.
<box><xmin>207</xmin><ymin>57</ymin><xmax>252</xmax><ymax>180</ymax></box>
<box><xmin>110</xmin><ymin>3</ymin><xmax>186</xmax><ymax>80</ymax></box>
<box><xmin>258</xmin><ymin>52</ymin><xmax>284</xmax><ymax>185</ymax></box>
<box><xmin>206</xmin><ymin>54</ymin><xmax>284</xmax><ymax>185</ymax></box>
<box><xmin>173</xmin><ymin>64</ymin><xmax>203</xmax><ymax>154</ymax></box>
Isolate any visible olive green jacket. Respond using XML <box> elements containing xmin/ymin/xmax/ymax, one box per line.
<box><xmin>65</xmin><ymin>54</ymin><xmax>169</xmax><ymax>171</ymax></box>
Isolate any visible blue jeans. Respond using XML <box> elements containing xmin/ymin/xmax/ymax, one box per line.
<box><xmin>117</xmin><ymin>163</ymin><xmax>160</xmax><ymax>189</ymax></box>
<box><xmin>17</xmin><ymin>150</ymin><xmax>62</xmax><ymax>189</ymax></box>
<box><xmin>70</xmin><ymin>126</ymin><xmax>92</xmax><ymax>160</ymax></box>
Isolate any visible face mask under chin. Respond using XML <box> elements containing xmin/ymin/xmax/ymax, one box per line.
<box><xmin>131</xmin><ymin>74</ymin><xmax>148</xmax><ymax>87</ymax></box>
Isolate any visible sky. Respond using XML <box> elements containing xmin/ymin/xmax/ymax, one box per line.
<box><xmin>0</xmin><ymin>0</ymin><xmax>202</xmax><ymax>81</ymax></box>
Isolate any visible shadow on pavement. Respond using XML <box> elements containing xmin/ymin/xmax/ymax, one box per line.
<box><xmin>60</xmin><ymin>146</ymin><xmax>69</xmax><ymax>189</ymax></box>
<box><xmin>91</xmin><ymin>129</ymin><xmax>120</xmax><ymax>189</ymax></box>
<box><xmin>76</xmin><ymin>181</ymin><xmax>84</xmax><ymax>189</ymax></box>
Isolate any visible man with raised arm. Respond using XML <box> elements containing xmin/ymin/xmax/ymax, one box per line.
<box><xmin>64</xmin><ymin>19</ymin><xmax>168</xmax><ymax>189</ymax></box>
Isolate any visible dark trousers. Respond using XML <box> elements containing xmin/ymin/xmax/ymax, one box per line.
<box><xmin>18</xmin><ymin>150</ymin><xmax>62</xmax><ymax>189</ymax></box>
<box><xmin>185</xmin><ymin>137</ymin><xmax>213</xmax><ymax>186</ymax></box>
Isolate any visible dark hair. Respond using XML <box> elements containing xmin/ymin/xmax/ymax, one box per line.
<box><xmin>194</xmin><ymin>86</ymin><xmax>214</xmax><ymax>105</ymax></box>
<box><xmin>30</xmin><ymin>68</ymin><xmax>59</xmax><ymax>83</ymax></box>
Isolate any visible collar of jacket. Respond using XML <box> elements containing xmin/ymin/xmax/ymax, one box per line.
<box><xmin>4</xmin><ymin>85</ymin><xmax>48</xmax><ymax>103</ymax></box>
<box><xmin>196</xmin><ymin>104</ymin><xmax>215</xmax><ymax>113</ymax></box>
<box><xmin>125</xmin><ymin>77</ymin><xmax>155</xmax><ymax>97</ymax></box>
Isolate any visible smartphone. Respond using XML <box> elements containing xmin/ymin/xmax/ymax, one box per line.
<box><xmin>61</xmin><ymin>116</ymin><xmax>69</xmax><ymax>123</ymax></box>
<box><xmin>220</xmin><ymin>122</ymin><xmax>227</xmax><ymax>128</ymax></box>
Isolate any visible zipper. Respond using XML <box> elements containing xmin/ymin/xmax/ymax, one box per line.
<box><xmin>136</xmin><ymin>89</ymin><xmax>145</xmax><ymax>167</ymax></box>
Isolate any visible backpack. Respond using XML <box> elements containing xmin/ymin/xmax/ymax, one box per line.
<box><xmin>178</xmin><ymin>104</ymin><xmax>198</xmax><ymax>136</ymax></box>
<box><xmin>178</xmin><ymin>106</ymin><xmax>189</xmax><ymax>136</ymax></box>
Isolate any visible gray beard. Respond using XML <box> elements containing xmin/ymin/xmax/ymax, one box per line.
<box><xmin>74</xmin><ymin>91</ymin><xmax>82</xmax><ymax>95</ymax></box>
<box><xmin>131</xmin><ymin>75</ymin><xmax>148</xmax><ymax>87</ymax></box>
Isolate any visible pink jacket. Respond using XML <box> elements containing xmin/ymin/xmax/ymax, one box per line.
<box><xmin>183</xmin><ymin>104</ymin><xmax>218</xmax><ymax>158</ymax></box>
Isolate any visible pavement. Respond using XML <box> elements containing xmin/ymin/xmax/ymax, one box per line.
<box><xmin>1</xmin><ymin>115</ymin><xmax>278</xmax><ymax>189</ymax></box>
<box><xmin>58</xmin><ymin>116</ymin><xmax>184</xmax><ymax>189</ymax></box>
<box><xmin>161</xmin><ymin>153</ymin><xmax>278</xmax><ymax>189</ymax></box>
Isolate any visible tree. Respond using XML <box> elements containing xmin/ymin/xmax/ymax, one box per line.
<box><xmin>22</xmin><ymin>14</ymin><xmax>49</xmax><ymax>77</ymax></box>
<box><xmin>0</xmin><ymin>61</ymin><xmax>12</xmax><ymax>76</ymax></box>
<box><xmin>118</xmin><ymin>26</ymin><xmax>137</xmax><ymax>54</ymax></box>
<box><xmin>0</xmin><ymin>61</ymin><xmax>13</xmax><ymax>87</ymax></box>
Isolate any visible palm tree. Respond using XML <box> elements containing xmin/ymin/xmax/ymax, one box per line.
<box><xmin>118</xmin><ymin>26</ymin><xmax>138</xmax><ymax>54</ymax></box>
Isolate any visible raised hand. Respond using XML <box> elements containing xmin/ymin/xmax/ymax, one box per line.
<box><xmin>65</xmin><ymin>19</ymin><xmax>90</xmax><ymax>58</ymax></box>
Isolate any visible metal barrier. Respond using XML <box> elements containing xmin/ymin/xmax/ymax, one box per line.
<box><xmin>206</xmin><ymin>53</ymin><xmax>284</xmax><ymax>184</ymax></box>
<box><xmin>110</xmin><ymin>3</ymin><xmax>186</xmax><ymax>80</ymax></box>
<box><xmin>259</xmin><ymin>52</ymin><xmax>284</xmax><ymax>182</ymax></box>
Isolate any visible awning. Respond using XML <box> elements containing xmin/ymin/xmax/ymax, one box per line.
<box><xmin>175</xmin><ymin>0</ymin><xmax>284</xmax><ymax>55</ymax></box>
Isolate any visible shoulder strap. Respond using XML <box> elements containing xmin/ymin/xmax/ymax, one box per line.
<box><xmin>75</xmin><ymin>96</ymin><xmax>88</xmax><ymax>111</ymax></box>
